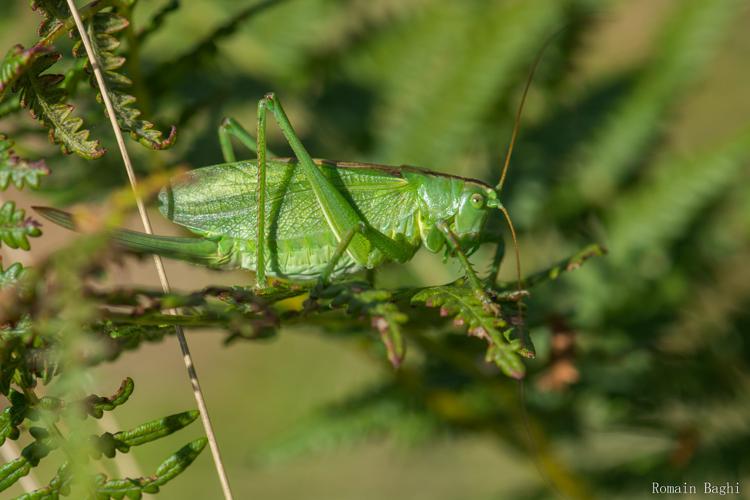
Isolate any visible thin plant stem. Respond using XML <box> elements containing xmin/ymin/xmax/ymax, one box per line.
<box><xmin>62</xmin><ymin>1</ymin><xmax>234</xmax><ymax>498</ymax></box>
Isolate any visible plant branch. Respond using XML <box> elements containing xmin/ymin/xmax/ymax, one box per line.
<box><xmin>37</xmin><ymin>0</ymin><xmax>116</xmax><ymax>47</ymax></box>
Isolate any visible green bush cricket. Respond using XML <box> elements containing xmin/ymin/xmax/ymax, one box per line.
<box><xmin>36</xmin><ymin>91</ymin><xmax>524</xmax><ymax>311</ymax></box>
<box><xmin>34</xmin><ymin>39</ymin><xmax>553</xmax><ymax>342</ymax></box>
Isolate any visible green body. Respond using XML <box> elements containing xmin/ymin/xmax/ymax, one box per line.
<box><xmin>157</xmin><ymin>159</ymin><xmax>495</xmax><ymax>281</ymax></box>
<box><xmin>37</xmin><ymin>94</ymin><xmax>508</xmax><ymax>296</ymax></box>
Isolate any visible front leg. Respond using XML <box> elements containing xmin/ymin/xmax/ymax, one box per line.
<box><xmin>217</xmin><ymin>116</ymin><xmax>278</xmax><ymax>288</ymax></box>
<box><xmin>319</xmin><ymin>222</ymin><xmax>366</xmax><ymax>285</ymax></box>
<box><xmin>256</xmin><ymin>93</ymin><xmax>370</xmax><ymax>266</ymax></box>
<box><xmin>436</xmin><ymin>221</ymin><xmax>500</xmax><ymax>315</ymax></box>
<box><xmin>256</xmin><ymin>93</ymin><xmax>415</xmax><ymax>271</ymax></box>
<box><xmin>218</xmin><ymin>117</ymin><xmax>259</xmax><ymax>161</ymax></box>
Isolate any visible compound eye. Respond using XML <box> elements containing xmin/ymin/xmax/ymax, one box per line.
<box><xmin>470</xmin><ymin>193</ymin><xmax>484</xmax><ymax>208</ymax></box>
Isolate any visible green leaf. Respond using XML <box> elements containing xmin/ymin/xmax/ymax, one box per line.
<box><xmin>74</xmin><ymin>12</ymin><xmax>176</xmax><ymax>150</ymax></box>
<box><xmin>152</xmin><ymin>438</ymin><xmax>207</xmax><ymax>486</ymax></box>
<box><xmin>90</xmin><ymin>409</ymin><xmax>200</xmax><ymax>459</ymax></box>
<box><xmin>97</xmin><ymin>321</ymin><xmax>172</xmax><ymax>355</ymax></box>
<box><xmin>34</xmin><ymin>378</ymin><xmax>136</xmax><ymax>424</ymax></box>
<box><xmin>0</xmin><ymin>456</ymin><xmax>31</xmax><ymax>492</ymax></box>
<box><xmin>112</xmin><ymin>410</ymin><xmax>199</xmax><ymax>450</ymax></box>
<box><xmin>0</xmin><ymin>390</ymin><xmax>29</xmax><ymax>446</ymax></box>
<box><xmin>319</xmin><ymin>283</ymin><xmax>408</xmax><ymax>367</ymax></box>
<box><xmin>80</xmin><ymin>377</ymin><xmax>134</xmax><ymax>419</ymax></box>
<box><xmin>0</xmin><ymin>201</ymin><xmax>42</xmax><ymax>251</ymax></box>
<box><xmin>14</xmin><ymin>463</ymin><xmax>72</xmax><ymax>499</ymax></box>
<box><xmin>0</xmin><ymin>261</ymin><xmax>27</xmax><ymax>289</ymax></box>
<box><xmin>521</xmin><ymin>243</ymin><xmax>607</xmax><ymax>288</ymax></box>
<box><xmin>0</xmin><ymin>45</ymin><xmax>53</xmax><ymax>99</ymax></box>
<box><xmin>0</xmin><ymin>430</ymin><xmax>55</xmax><ymax>492</ymax></box>
<box><xmin>15</xmin><ymin>49</ymin><xmax>104</xmax><ymax>159</ymax></box>
<box><xmin>30</xmin><ymin>0</ymin><xmax>69</xmax><ymax>39</ymax></box>
<box><xmin>94</xmin><ymin>438</ymin><xmax>207</xmax><ymax>498</ymax></box>
<box><xmin>24</xmin><ymin>429</ymin><xmax>56</xmax><ymax>466</ymax></box>
<box><xmin>412</xmin><ymin>284</ymin><xmax>527</xmax><ymax>378</ymax></box>
<box><xmin>0</xmin><ymin>134</ymin><xmax>49</xmax><ymax>190</ymax></box>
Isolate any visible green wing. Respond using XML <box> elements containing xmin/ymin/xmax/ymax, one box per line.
<box><xmin>159</xmin><ymin>160</ymin><xmax>420</xmax><ymax>242</ymax></box>
<box><xmin>158</xmin><ymin>160</ymin><xmax>422</xmax><ymax>274</ymax></box>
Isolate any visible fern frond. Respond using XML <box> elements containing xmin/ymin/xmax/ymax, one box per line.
<box><xmin>367</xmin><ymin>0</ymin><xmax>564</xmax><ymax>167</ymax></box>
<box><xmin>88</xmin><ymin>410</ymin><xmax>199</xmax><ymax>462</ymax></box>
<box><xmin>521</xmin><ymin>243</ymin><xmax>606</xmax><ymax>288</ymax></box>
<box><xmin>15</xmin><ymin>50</ymin><xmax>104</xmax><ymax>159</ymax></box>
<box><xmin>609</xmin><ymin>127</ymin><xmax>750</xmax><ymax>261</ymax></box>
<box><xmin>0</xmin><ymin>314</ymin><xmax>43</xmax><ymax>385</ymax></box>
<box><xmin>110</xmin><ymin>410</ymin><xmax>199</xmax><ymax>450</ymax></box>
<box><xmin>97</xmin><ymin>321</ymin><xmax>172</xmax><ymax>353</ymax></box>
<box><xmin>567</xmin><ymin>128</ymin><xmax>750</xmax><ymax>326</ymax></box>
<box><xmin>0</xmin><ymin>201</ymin><xmax>42</xmax><ymax>251</ymax></box>
<box><xmin>256</xmin><ymin>384</ymin><xmax>437</xmax><ymax>465</ymax></box>
<box><xmin>564</xmin><ymin>0</ymin><xmax>743</xmax><ymax>207</ymax></box>
<box><xmin>92</xmin><ymin>438</ymin><xmax>207</xmax><ymax>498</ymax></box>
<box><xmin>0</xmin><ymin>134</ymin><xmax>49</xmax><ymax>190</ymax></box>
<box><xmin>11</xmin><ymin>438</ymin><xmax>206</xmax><ymax>499</ymax></box>
<box><xmin>0</xmin><ymin>261</ymin><xmax>28</xmax><ymax>289</ymax></box>
<box><xmin>0</xmin><ymin>390</ymin><xmax>28</xmax><ymax>446</ymax></box>
<box><xmin>29</xmin><ymin>0</ymin><xmax>68</xmax><ymax>39</ymax></box>
<box><xmin>74</xmin><ymin>10</ymin><xmax>176</xmax><ymax>150</ymax></box>
<box><xmin>0</xmin><ymin>428</ymin><xmax>56</xmax><ymax>492</ymax></box>
<box><xmin>0</xmin><ymin>45</ymin><xmax>52</xmax><ymax>100</ymax></box>
<box><xmin>80</xmin><ymin>377</ymin><xmax>134</xmax><ymax>419</ymax></box>
<box><xmin>0</xmin><ymin>456</ymin><xmax>31</xmax><ymax>492</ymax></box>
<box><xmin>37</xmin><ymin>378</ymin><xmax>135</xmax><ymax>420</ymax></box>
<box><xmin>13</xmin><ymin>463</ymin><xmax>71</xmax><ymax>499</ymax></box>
<box><xmin>412</xmin><ymin>284</ymin><xmax>527</xmax><ymax>378</ymax></box>
<box><xmin>320</xmin><ymin>282</ymin><xmax>408</xmax><ymax>367</ymax></box>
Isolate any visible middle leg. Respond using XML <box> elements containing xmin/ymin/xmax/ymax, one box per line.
<box><xmin>256</xmin><ymin>93</ymin><xmax>415</xmax><ymax>268</ymax></box>
<box><xmin>437</xmin><ymin>221</ymin><xmax>500</xmax><ymax>315</ymax></box>
<box><xmin>218</xmin><ymin>116</ymin><xmax>273</xmax><ymax>287</ymax></box>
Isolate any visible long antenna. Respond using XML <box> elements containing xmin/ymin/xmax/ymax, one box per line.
<box><xmin>498</xmin><ymin>205</ymin><xmax>522</xmax><ymax>296</ymax></box>
<box><xmin>495</xmin><ymin>28</ymin><xmax>582</xmax><ymax>500</ymax></box>
<box><xmin>64</xmin><ymin>2</ymin><xmax>234</xmax><ymax>498</ymax></box>
<box><xmin>495</xmin><ymin>30</ymin><xmax>565</xmax><ymax>336</ymax></box>
<box><xmin>497</xmin><ymin>31</ymin><xmax>563</xmax><ymax>192</ymax></box>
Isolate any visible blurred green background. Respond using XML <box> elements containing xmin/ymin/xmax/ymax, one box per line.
<box><xmin>2</xmin><ymin>0</ymin><xmax>750</xmax><ymax>498</ymax></box>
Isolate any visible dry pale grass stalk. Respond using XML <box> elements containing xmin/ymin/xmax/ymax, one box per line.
<box><xmin>62</xmin><ymin>1</ymin><xmax>234</xmax><ymax>498</ymax></box>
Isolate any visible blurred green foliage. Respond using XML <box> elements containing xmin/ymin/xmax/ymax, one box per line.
<box><xmin>1</xmin><ymin>0</ymin><xmax>750</xmax><ymax>499</ymax></box>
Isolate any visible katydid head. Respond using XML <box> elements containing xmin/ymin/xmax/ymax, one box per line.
<box><xmin>453</xmin><ymin>186</ymin><xmax>521</xmax><ymax>290</ymax></box>
<box><xmin>453</xmin><ymin>185</ymin><xmax>497</xmax><ymax>244</ymax></box>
